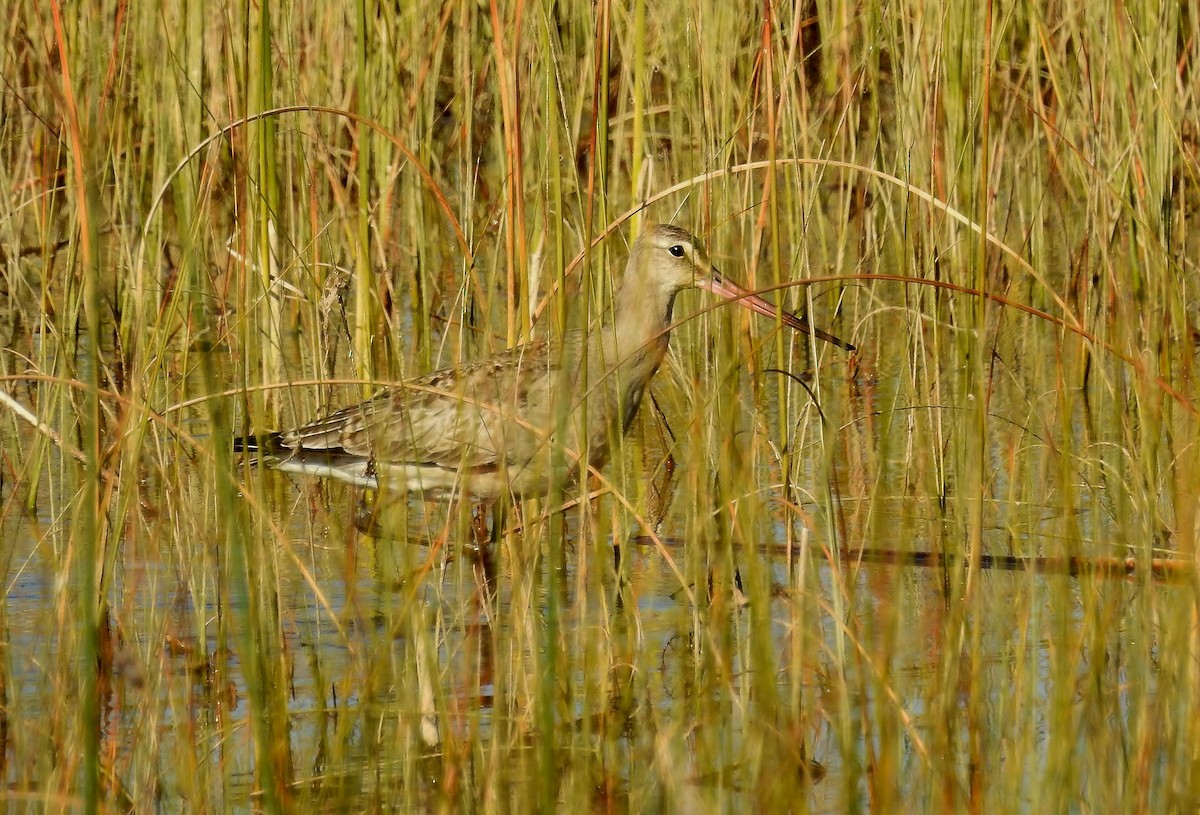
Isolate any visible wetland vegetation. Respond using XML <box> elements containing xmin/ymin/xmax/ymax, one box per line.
<box><xmin>1</xmin><ymin>1</ymin><xmax>1198</xmax><ymax>811</ymax></box>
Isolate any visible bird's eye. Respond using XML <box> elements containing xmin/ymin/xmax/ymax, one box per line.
<box><xmin>668</xmin><ymin>244</ymin><xmax>686</xmax><ymax>258</ymax></box>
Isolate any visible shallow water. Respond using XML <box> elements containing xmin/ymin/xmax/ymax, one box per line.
<box><xmin>0</xmin><ymin>272</ymin><xmax>1187</xmax><ymax>811</ymax></box>
<box><xmin>0</xmin><ymin>420</ymin><xmax>1173</xmax><ymax>812</ymax></box>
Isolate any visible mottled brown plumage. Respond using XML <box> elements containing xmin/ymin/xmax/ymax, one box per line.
<box><xmin>237</xmin><ymin>224</ymin><xmax>853</xmax><ymax>498</ymax></box>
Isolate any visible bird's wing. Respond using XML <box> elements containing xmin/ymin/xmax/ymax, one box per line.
<box><xmin>281</xmin><ymin>339</ymin><xmax>556</xmax><ymax>470</ymax></box>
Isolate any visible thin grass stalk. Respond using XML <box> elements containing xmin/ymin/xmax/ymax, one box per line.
<box><xmin>748</xmin><ymin>8</ymin><xmax>790</xmax><ymax>801</ymax></box>
<box><xmin>234</xmin><ymin>4</ymin><xmax>288</xmax><ymax>809</ymax></box>
<box><xmin>488</xmin><ymin>0</ymin><xmax>527</xmax><ymax>348</ymax></box>
<box><xmin>963</xmin><ymin>1</ymin><xmax>996</xmax><ymax>809</ymax></box>
<box><xmin>589</xmin><ymin>0</ymin><xmax>611</xmax><ymax>238</ymax></box>
<box><xmin>86</xmin><ymin>201</ymin><xmax>105</xmax><ymax>815</ymax></box>
<box><xmin>251</xmin><ymin>4</ymin><xmax>283</xmax><ymax>427</ymax></box>
<box><xmin>352</xmin><ymin>0</ymin><xmax>375</xmax><ymax>393</ymax></box>
<box><xmin>538</xmin><ymin>6</ymin><xmax>580</xmax><ymax>805</ymax></box>
<box><xmin>209</xmin><ymin>384</ymin><xmax>285</xmax><ymax>812</ymax></box>
<box><xmin>50</xmin><ymin>2</ymin><xmax>102</xmax><ymax>804</ymax></box>
<box><xmin>629</xmin><ymin>0</ymin><xmax>645</xmax><ymax>236</ymax></box>
<box><xmin>21</xmin><ymin>89</ymin><xmax>62</xmax><ymax>517</ymax></box>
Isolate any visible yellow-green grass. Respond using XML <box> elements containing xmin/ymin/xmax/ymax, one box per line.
<box><xmin>0</xmin><ymin>0</ymin><xmax>1197</xmax><ymax>812</ymax></box>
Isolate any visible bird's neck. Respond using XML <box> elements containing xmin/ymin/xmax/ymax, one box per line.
<box><xmin>592</xmin><ymin>273</ymin><xmax>678</xmax><ymax>435</ymax></box>
<box><xmin>610</xmin><ymin>273</ymin><xmax>677</xmax><ymax>362</ymax></box>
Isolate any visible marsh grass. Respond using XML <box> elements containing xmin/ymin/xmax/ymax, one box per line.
<box><xmin>1</xmin><ymin>0</ymin><xmax>1198</xmax><ymax>811</ymax></box>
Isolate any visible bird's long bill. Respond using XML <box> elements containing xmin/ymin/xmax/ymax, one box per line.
<box><xmin>701</xmin><ymin>270</ymin><xmax>856</xmax><ymax>351</ymax></box>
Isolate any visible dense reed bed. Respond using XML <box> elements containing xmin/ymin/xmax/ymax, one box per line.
<box><xmin>1</xmin><ymin>1</ymin><xmax>1197</xmax><ymax>811</ymax></box>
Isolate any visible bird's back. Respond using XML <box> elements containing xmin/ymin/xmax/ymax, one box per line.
<box><xmin>269</xmin><ymin>328</ymin><xmax>648</xmax><ymax>497</ymax></box>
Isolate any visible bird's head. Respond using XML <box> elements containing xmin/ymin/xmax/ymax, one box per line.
<box><xmin>625</xmin><ymin>223</ymin><xmax>855</xmax><ymax>351</ymax></box>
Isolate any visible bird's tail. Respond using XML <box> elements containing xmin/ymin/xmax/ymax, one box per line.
<box><xmin>232</xmin><ymin>432</ymin><xmax>286</xmax><ymax>455</ymax></box>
